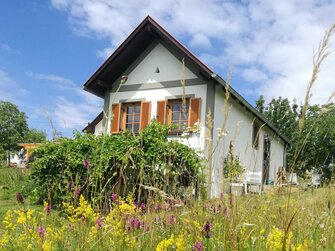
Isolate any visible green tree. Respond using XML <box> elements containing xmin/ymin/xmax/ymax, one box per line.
<box><xmin>24</xmin><ymin>128</ymin><xmax>46</xmax><ymax>143</ymax></box>
<box><xmin>255</xmin><ymin>95</ymin><xmax>265</xmax><ymax>114</ymax></box>
<box><xmin>257</xmin><ymin>96</ymin><xmax>335</xmax><ymax>181</ymax></box>
<box><xmin>0</xmin><ymin>101</ymin><xmax>29</xmax><ymax>163</ymax></box>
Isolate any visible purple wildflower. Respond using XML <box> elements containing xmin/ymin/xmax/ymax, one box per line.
<box><xmin>128</xmin><ymin>217</ymin><xmax>141</xmax><ymax>230</ymax></box>
<box><xmin>202</xmin><ymin>221</ymin><xmax>213</xmax><ymax>238</ymax></box>
<box><xmin>37</xmin><ymin>227</ymin><xmax>46</xmax><ymax>238</ymax></box>
<box><xmin>154</xmin><ymin>203</ymin><xmax>162</xmax><ymax>212</ymax></box>
<box><xmin>67</xmin><ymin>180</ymin><xmax>73</xmax><ymax>193</ymax></box>
<box><xmin>223</xmin><ymin>207</ymin><xmax>228</xmax><ymax>217</ymax></box>
<box><xmin>192</xmin><ymin>240</ymin><xmax>204</xmax><ymax>251</ymax></box>
<box><xmin>96</xmin><ymin>217</ymin><xmax>103</xmax><ymax>229</ymax></box>
<box><xmin>73</xmin><ymin>187</ymin><xmax>81</xmax><ymax>199</ymax></box>
<box><xmin>84</xmin><ymin>159</ymin><xmax>91</xmax><ymax>170</ymax></box>
<box><xmin>111</xmin><ymin>193</ymin><xmax>118</xmax><ymax>203</ymax></box>
<box><xmin>168</xmin><ymin>215</ymin><xmax>176</xmax><ymax>226</ymax></box>
<box><xmin>140</xmin><ymin>202</ymin><xmax>146</xmax><ymax>213</ymax></box>
<box><xmin>45</xmin><ymin>204</ymin><xmax>51</xmax><ymax>215</ymax></box>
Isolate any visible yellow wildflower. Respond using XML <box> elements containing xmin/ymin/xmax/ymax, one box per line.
<box><xmin>266</xmin><ymin>227</ymin><xmax>292</xmax><ymax>251</ymax></box>
<box><xmin>156</xmin><ymin>235</ymin><xmax>175</xmax><ymax>251</ymax></box>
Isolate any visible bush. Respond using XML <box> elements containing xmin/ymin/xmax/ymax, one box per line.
<box><xmin>31</xmin><ymin>121</ymin><xmax>204</xmax><ymax>208</ymax></box>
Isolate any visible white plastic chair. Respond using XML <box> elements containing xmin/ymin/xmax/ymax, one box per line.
<box><xmin>311</xmin><ymin>174</ymin><xmax>321</xmax><ymax>188</ymax></box>
<box><xmin>244</xmin><ymin>171</ymin><xmax>262</xmax><ymax>194</ymax></box>
<box><xmin>288</xmin><ymin>173</ymin><xmax>299</xmax><ymax>185</ymax></box>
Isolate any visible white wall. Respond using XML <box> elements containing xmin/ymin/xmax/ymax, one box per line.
<box><xmin>94</xmin><ymin>120</ymin><xmax>103</xmax><ymax>136</ymax></box>
<box><xmin>124</xmin><ymin>43</ymin><xmax>197</xmax><ymax>85</ymax></box>
<box><xmin>211</xmin><ymin>86</ymin><xmax>286</xmax><ymax>197</ymax></box>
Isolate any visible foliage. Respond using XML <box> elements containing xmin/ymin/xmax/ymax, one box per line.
<box><xmin>223</xmin><ymin>155</ymin><xmax>244</xmax><ymax>182</ymax></box>
<box><xmin>24</xmin><ymin>128</ymin><xmax>46</xmax><ymax>143</ymax></box>
<box><xmin>0</xmin><ymin>101</ymin><xmax>28</xmax><ymax>155</ymax></box>
<box><xmin>31</xmin><ymin>121</ymin><xmax>204</xmax><ymax>208</ymax></box>
<box><xmin>1</xmin><ymin>187</ymin><xmax>335</xmax><ymax>250</ymax></box>
<box><xmin>255</xmin><ymin>96</ymin><xmax>335</xmax><ymax>182</ymax></box>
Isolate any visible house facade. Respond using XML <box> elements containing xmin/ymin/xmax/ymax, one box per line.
<box><xmin>83</xmin><ymin>16</ymin><xmax>290</xmax><ymax>197</ymax></box>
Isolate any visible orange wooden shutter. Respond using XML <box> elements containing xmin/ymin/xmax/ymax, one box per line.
<box><xmin>111</xmin><ymin>103</ymin><xmax>121</xmax><ymax>134</ymax></box>
<box><xmin>188</xmin><ymin>97</ymin><xmax>201</xmax><ymax>127</ymax></box>
<box><xmin>140</xmin><ymin>101</ymin><xmax>151</xmax><ymax>130</ymax></box>
<box><xmin>156</xmin><ymin>100</ymin><xmax>166</xmax><ymax>124</ymax></box>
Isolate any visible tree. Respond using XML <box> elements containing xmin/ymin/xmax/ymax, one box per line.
<box><xmin>24</xmin><ymin>128</ymin><xmax>46</xmax><ymax>143</ymax></box>
<box><xmin>255</xmin><ymin>95</ymin><xmax>265</xmax><ymax>114</ymax></box>
<box><xmin>256</xmin><ymin>96</ymin><xmax>335</xmax><ymax>181</ymax></box>
<box><xmin>0</xmin><ymin>101</ymin><xmax>29</xmax><ymax>163</ymax></box>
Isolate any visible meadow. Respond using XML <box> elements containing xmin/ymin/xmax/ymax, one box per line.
<box><xmin>1</xmin><ymin>166</ymin><xmax>335</xmax><ymax>250</ymax></box>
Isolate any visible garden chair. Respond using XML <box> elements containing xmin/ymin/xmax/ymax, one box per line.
<box><xmin>244</xmin><ymin>171</ymin><xmax>262</xmax><ymax>194</ymax></box>
<box><xmin>311</xmin><ymin>174</ymin><xmax>321</xmax><ymax>188</ymax></box>
<box><xmin>288</xmin><ymin>173</ymin><xmax>299</xmax><ymax>185</ymax></box>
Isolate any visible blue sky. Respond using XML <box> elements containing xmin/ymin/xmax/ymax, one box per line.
<box><xmin>0</xmin><ymin>1</ymin><xmax>334</xmax><ymax>138</ymax></box>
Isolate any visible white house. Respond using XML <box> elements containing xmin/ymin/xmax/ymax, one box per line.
<box><xmin>83</xmin><ymin>16</ymin><xmax>290</xmax><ymax>197</ymax></box>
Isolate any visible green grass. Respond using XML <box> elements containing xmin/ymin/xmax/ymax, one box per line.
<box><xmin>1</xmin><ymin>164</ymin><xmax>335</xmax><ymax>250</ymax></box>
<box><xmin>0</xmin><ymin>166</ymin><xmax>42</xmax><ymax>222</ymax></box>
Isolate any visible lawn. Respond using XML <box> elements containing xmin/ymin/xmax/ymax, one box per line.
<box><xmin>0</xmin><ymin>167</ymin><xmax>42</xmax><ymax>222</ymax></box>
<box><xmin>1</xmin><ymin>166</ymin><xmax>335</xmax><ymax>250</ymax></box>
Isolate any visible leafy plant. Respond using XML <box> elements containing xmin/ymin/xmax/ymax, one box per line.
<box><xmin>30</xmin><ymin>121</ymin><xmax>204</xmax><ymax>208</ymax></box>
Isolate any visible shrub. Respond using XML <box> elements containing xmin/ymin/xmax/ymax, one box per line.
<box><xmin>31</xmin><ymin>121</ymin><xmax>204</xmax><ymax>208</ymax></box>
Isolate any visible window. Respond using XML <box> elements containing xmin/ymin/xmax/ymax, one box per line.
<box><xmin>110</xmin><ymin>101</ymin><xmax>151</xmax><ymax>134</ymax></box>
<box><xmin>156</xmin><ymin>97</ymin><xmax>201</xmax><ymax>133</ymax></box>
<box><xmin>168</xmin><ymin>99</ymin><xmax>189</xmax><ymax>132</ymax></box>
<box><xmin>122</xmin><ymin>102</ymin><xmax>141</xmax><ymax>133</ymax></box>
<box><xmin>252</xmin><ymin>122</ymin><xmax>260</xmax><ymax>148</ymax></box>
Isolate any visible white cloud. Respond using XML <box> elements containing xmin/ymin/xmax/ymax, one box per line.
<box><xmin>242</xmin><ymin>67</ymin><xmax>269</xmax><ymax>83</ymax></box>
<box><xmin>0</xmin><ymin>69</ymin><xmax>28</xmax><ymax>101</ymax></box>
<box><xmin>27</xmin><ymin>72</ymin><xmax>76</xmax><ymax>90</ymax></box>
<box><xmin>54</xmin><ymin>95</ymin><xmax>101</xmax><ymax>129</ymax></box>
<box><xmin>0</xmin><ymin>44</ymin><xmax>21</xmax><ymax>55</ymax></box>
<box><xmin>50</xmin><ymin>0</ymin><xmax>335</xmax><ymax>104</ymax></box>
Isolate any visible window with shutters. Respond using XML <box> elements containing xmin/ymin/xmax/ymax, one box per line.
<box><xmin>110</xmin><ymin>101</ymin><xmax>151</xmax><ymax>134</ymax></box>
<box><xmin>122</xmin><ymin>102</ymin><xmax>141</xmax><ymax>134</ymax></box>
<box><xmin>168</xmin><ymin>99</ymin><xmax>189</xmax><ymax>132</ymax></box>
<box><xmin>156</xmin><ymin>97</ymin><xmax>201</xmax><ymax>133</ymax></box>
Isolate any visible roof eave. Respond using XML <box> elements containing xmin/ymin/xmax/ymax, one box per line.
<box><xmin>211</xmin><ymin>73</ymin><xmax>292</xmax><ymax>146</ymax></box>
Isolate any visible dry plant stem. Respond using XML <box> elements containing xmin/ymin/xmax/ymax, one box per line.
<box><xmin>283</xmin><ymin>23</ymin><xmax>335</xmax><ymax>251</ymax></box>
<box><xmin>181</xmin><ymin>58</ymin><xmax>186</xmax><ymax>114</ymax></box>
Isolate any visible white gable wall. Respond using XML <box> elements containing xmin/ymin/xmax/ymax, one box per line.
<box><xmin>124</xmin><ymin>43</ymin><xmax>197</xmax><ymax>85</ymax></box>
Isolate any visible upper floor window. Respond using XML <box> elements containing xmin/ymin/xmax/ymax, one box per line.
<box><xmin>156</xmin><ymin>97</ymin><xmax>201</xmax><ymax>133</ymax></box>
<box><xmin>122</xmin><ymin>102</ymin><xmax>141</xmax><ymax>133</ymax></box>
<box><xmin>168</xmin><ymin>99</ymin><xmax>189</xmax><ymax>132</ymax></box>
<box><xmin>110</xmin><ymin>101</ymin><xmax>151</xmax><ymax>134</ymax></box>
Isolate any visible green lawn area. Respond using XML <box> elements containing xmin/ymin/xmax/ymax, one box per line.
<box><xmin>0</xmin><ymin>166</ymin><xmax>42</xmax><ymax>222</ymax></box>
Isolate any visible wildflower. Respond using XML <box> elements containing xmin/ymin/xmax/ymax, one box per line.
<box><xmin>44</xmin><ymin>201</ymin><xmax>51</xmax><ymax>215</ymax></box>
<box><xmin>202</xmin><ymin>221</ymin><xmax>213</xmax><ymax>238</ymax></box>
<box><xmin>96</xmin><ymin>217</ymin><xmax>103</xmax><ymax>229</ymax></box>
<box><xmin>140</xmin><ymin>202</ymin><xmax>146</xmax><ymax>213</ymax></box>
<box><xmin>67</xmin><ymin>180</ymin><xmax>73</xmax><ymax>192</ymax></box>
<box><xmin>16</xmin><ymin>192</ymin><xmax>24</xmax><ymax>204</ymax></box>
<box><xmin>73</xmin><ymin>187</ymin><xmax>81</xmax><ymax>199</ymax></box>
<box><xmin>223</xmin><ymin>207</ymin><xmax>228</xmax><ymax>217</ymax></box>
<box><xmin>156</xmin><ymin>235</ymin><xmax>175</xmax><ymax>251</ymax></box>
<box><xmin>38</xmin><ymin>226</ymin><xmax>46</xmax><ymax>238</ymax></box>
<box><xmin>84</xmin><ymin>159</ymin><xmax>90</xmax><ymax>170</ymax></box>
<box><xmin>154</xmin><ymin>203</ymin><xmax>162</xmax><ymax>211</ymax></box>
<box><xmin>266</xmin><ymin>226</ymin><xmax>292</xmax><ymax>251</ymax></box>
<box><xmin>111</xmin><ymin>193</ymin><xmax>118</xmax><ymax>203</ymax></box>
<box><xmin>128</xmin><ymin>217</ymin><xmax>141</xmax><ymax>230</ymax></box>
<box><xmin>168</xmin><ymin>215</ymin><xmax>176</xmax><ymax>226</ymax></box>
<box><xmin>192</xmin><ymin>240</ymin><xmax>203</xmax><ymax>251</ymax></box>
